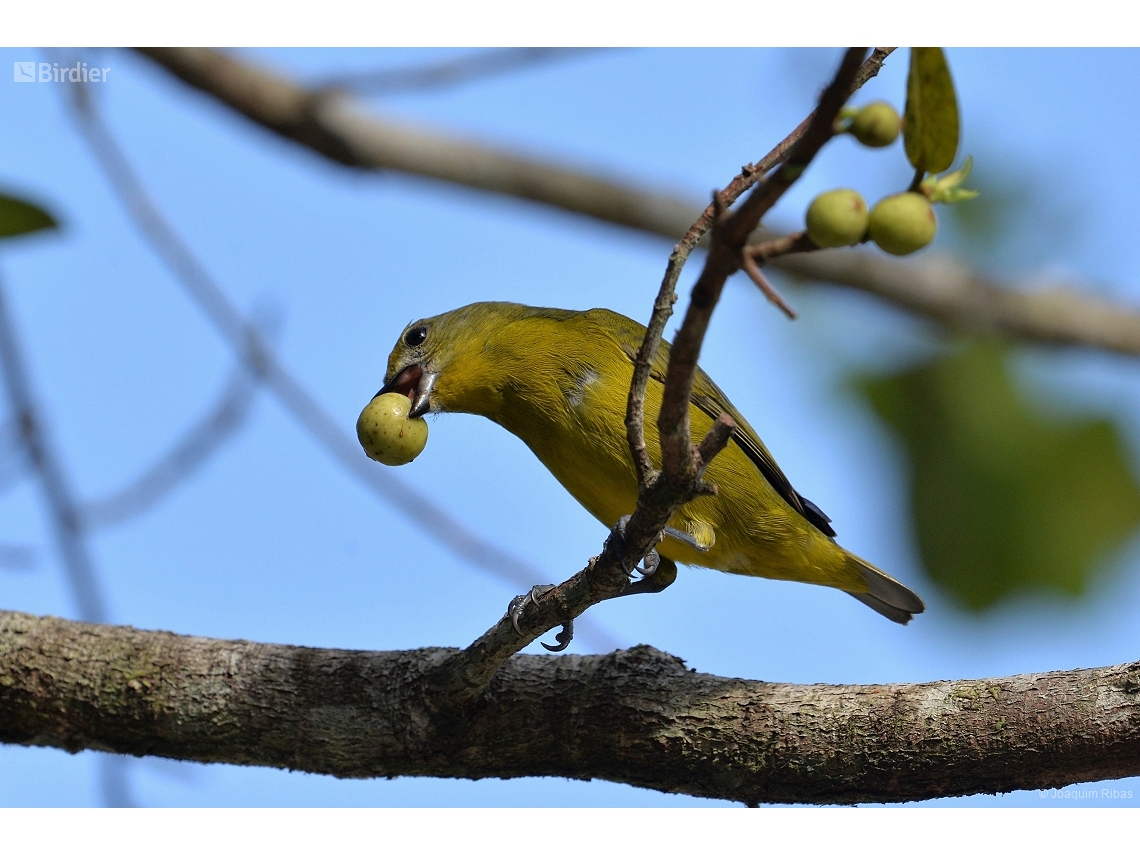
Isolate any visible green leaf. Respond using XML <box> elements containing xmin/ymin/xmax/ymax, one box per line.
<box><xmin>855</xmin><ymin>341</ymin><xmax>1140</xmax><ymax>610</ymax></box>
<box><xmin>903</xmin><ymin>47</ymin><xmax>960</xmax><ymax>174</ymax></box>
<box><xmin>0</xmin><ymin>192</ymin><xmax>58</xmax><ymax>240</ymax></box>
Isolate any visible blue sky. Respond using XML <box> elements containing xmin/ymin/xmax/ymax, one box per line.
<box><xmin>2</xmin><ymin>47</ymin><xmax>1140</xmax><ymax>806</ymax></box>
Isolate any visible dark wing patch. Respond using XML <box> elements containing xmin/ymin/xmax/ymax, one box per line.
<box><xmin>690</xmin><ymin>390</ymin><xmax>836</xmax><ymax>538</ymax></box>
<box><xmin>797</xmin><ymin>494</ymin><xmax>837</xmax><ymax>538</ymax></box>
<box><xmin>609</xmin><ymin>321</ymin><xmax>836</xmax><ymax>538</ymax></box>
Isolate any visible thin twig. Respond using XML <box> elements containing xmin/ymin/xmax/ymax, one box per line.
<box><xmin>741</xmin><ymin>252</ymin><xmax>797</xmax><ymax>319</ymax></box>
<box><xmin>679</xmin><ymin>48</ymin><xmax>896</xmax><ymax>250</ymax></box>
<box><xmin>656</xmin><ymin>49</ymin><xmax>868</xmax><ymax>487</ymax></box>
<box><xmin>739</xmin><ymin>231</ymin><xmax>816</xmax><ymax>316</ymax></box>
<box><xmin>695</xmin><ymin>413</ymin><xmax>736</xmax><ymax>473</ymax></box>
<box><xmin>623</xmin><ymin>49</ymin><xmax>892</xmax><ymax>487</ymax></box>
<box><xmin>747</xmin><ymin>230</ymin><xmax>815</xmax><ymax>263</ymax></box>
<box><xmin>726</xmin><ymin>51</ymin><xmax>870</xmax><ymax>247</ymax></box>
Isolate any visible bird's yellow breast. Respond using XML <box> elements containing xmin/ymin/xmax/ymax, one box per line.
<box><xmin>456</xmin><ymin>314</ymin><xmax>856</xmax><ymax>590</ymax></box>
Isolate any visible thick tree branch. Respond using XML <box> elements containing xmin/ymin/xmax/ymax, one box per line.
<box><xmin>4</xmin><ymin>609</ymin><xmax>1140</xmax><ymax>806</ymax></box>
<box><xmin>131</xmin><ymin>47</ymin><xmax>1140</xmax><ymax>358</ymax></box>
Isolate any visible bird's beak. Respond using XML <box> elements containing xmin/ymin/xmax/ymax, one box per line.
<box><xmin>377</xmin><ymin>364</ymin><xmax>438</xmax><ymax>419</ymax></box>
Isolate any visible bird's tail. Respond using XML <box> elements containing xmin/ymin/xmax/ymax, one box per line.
<box><xmin>843</xmin><ymin>550</ymin><xmax>926</xmax><ymax>624</ymax></box>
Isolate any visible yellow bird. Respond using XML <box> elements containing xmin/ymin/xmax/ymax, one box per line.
<box><xmin>377</xmin><ymin>302</ymin><xmax>924</xmax><ymax>623</ymax></box>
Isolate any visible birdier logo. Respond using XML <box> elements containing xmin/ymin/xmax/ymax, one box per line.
<box><xmin>13</xmin><ymin>61</ymin><xmax>110</xmax><ymax>83</ymax></box>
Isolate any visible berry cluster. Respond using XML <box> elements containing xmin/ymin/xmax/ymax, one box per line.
<box><xmin>803</xmin><ymin>99</ymin><xmax>975</xmax><ymax>257</ymax></box>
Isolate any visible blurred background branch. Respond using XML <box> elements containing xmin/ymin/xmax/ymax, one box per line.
<box><xmin>60</xmin><ymin>65</ymin><xmax>622</xmax><ymax>653</ymax></box>
<box><xmin>0</xmin><ymin>277</ymin><xmax>106</xmax><ymax>621</ymax></box>
<box><xmin>134</xmin><ymin>47</ymin><xmax>1140</xmax><ymax>358</ymax></box>
<box><xmin>0</xmin><ymin>543</ymin><xmax>35</xmax><ymax>573</ymax></box>
<box><xmin>0</xmin><ymin>268</ymin><xmax>133</xmax><ymax>805</ymax></box>
<box><xmin>312</xmin><ymin>47</ymin><xmax>603</xmax><ymax>96</ymax></box>
<box><xmin>77</xmin><ymin>343</ymin><xmax>261</xmax><ymax>531</ymax></box>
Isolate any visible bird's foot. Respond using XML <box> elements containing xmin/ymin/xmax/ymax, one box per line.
<box><xmin>612</xmin><ymin>515</ymin><xmax>663</xmax><ymax>578</ymax></box>
<box><xmin>609</xmin><ymin>516</ymin><xmax>679</xmax><ymax>597</ymax></box>
<box><xmin>507</xmin><ymin>584</ymin><xmax>574</xmax><ymax>652</ymax></box>
<box><xmin>615</xmin><ymin>555</ymin><xmax>678</xmax><ymax>597</ymax></box>
<box><xmin>540</xmin><ymin>622</ymin><xmax>574</xmax><ymax>652</ymax></box>
<box><xmin>508</xmin><ymin>584</ymin><xmax>556</xmax><ymax>633</ymax></box>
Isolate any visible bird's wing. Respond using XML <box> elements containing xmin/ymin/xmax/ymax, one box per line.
<box><xmin>603</xmin><ymin>310</ymin><xmax>836</xmax><ymax>537</ymax></box>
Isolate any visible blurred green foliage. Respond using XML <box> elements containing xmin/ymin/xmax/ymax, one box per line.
<box><xmin>856</xmin><ymin>341</ymin><xmax>1140</xmax><ymax>609</ymax></box>
<box><xmin>0</xmin><ymin>192</ymin><xmax>57</xmax><ymax>241</ymax></box>
<box><xmin>938</xmin><ymin>161</ymin><xmax>1075</xmax><ymax>269</ymax></box>
<box><xmin>940</xmin><ymin>171</ymin><xmax>1026</xmax><ymax>256</ymax></box>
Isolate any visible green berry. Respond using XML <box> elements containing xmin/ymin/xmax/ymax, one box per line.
<box><xmin>850</xmin><ymin>101</ymin><xmax>901</xmax><ymax>148</ymax></box>
<box><xmin>868</xmin><ymin>193</ymin><xmax>937</xmax><ymax>255</ymax></box>
<box><xmin>805</xmin><ymin>189</ymin><xmax>869</xmax><ymax>248</ymax></box>
<box><xmin>357</xmin><ymin>392</ymin><xmax>429</xmax><ymax>466</ymax></box>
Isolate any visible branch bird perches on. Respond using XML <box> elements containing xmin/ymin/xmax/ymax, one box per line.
<box><xmin>3</xmin><ymin>609</ymin><xmax>1139</xmax><ymax>807</ymax></box>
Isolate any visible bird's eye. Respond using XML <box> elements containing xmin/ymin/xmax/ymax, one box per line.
<box><xmin>404</xmin><ymin>326</ymin><xmax>428</xmax><ymax>348</ymax></box>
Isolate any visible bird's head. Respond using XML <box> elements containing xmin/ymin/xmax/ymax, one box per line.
<box><xmin>376</xmin><ymin>302</ymin><xmax>534</xmax><ymax>418</ymax></box>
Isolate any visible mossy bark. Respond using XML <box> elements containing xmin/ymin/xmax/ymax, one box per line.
<box><xmin>3</xmin><ymin>609</ymin><xmax>1139</xmax><ymax>805</ymax></box>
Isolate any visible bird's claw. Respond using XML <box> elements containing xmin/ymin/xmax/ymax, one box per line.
<box><xmin>541</xmin><ymin>621</ymin><xmax>574</xmax><ymax>652</ymax></box>
<box><xmin>638</xmin><ymin>548</ymin><xmax>661</xmax><ymax>578</ymax></box>
<box><xmin>608</xmin><ymin>517</ymin><xmax>679</xmax><ymax>597</ymax></box>
<box><xmin>612</xmin><ymin>515</ymin><xmax>661</xmax><ymax>578</ymax></box>
<box><xmin>617</xmin><ymin>555</ymin><xmax>678</xmax><ymax>597</ymax></box>
<box><xmin>507</xmin><ymin>584</ymin><xmax>573</xmax><ymax>651</ymax></box>
<box><xmin>508</xmin><ymin>584</ymin><xmax>556</xmax><ymax>634</ymax></box>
